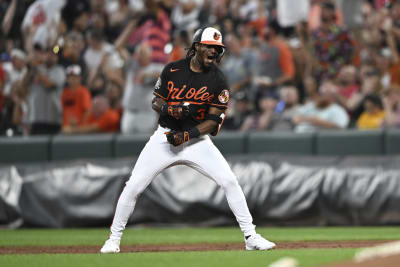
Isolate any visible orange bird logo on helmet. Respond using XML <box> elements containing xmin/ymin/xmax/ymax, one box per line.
<box><xmin>213</xmin><ymin>32</ymin><xmax>221</xmax><ymax>41</ymax></box>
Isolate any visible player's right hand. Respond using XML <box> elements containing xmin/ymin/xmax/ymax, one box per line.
<box><xmin>161</xmin><ymin>103</ymin><xmax>190</xmax><ymax>120</ymax></box>
<box><xmin>165</xmin><ymin>130</ymin><xmax>190</xmax><ymax>146</ymax></box>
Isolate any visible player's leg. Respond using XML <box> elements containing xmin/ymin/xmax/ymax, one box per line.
<box><xmin>183</xmin><ymin>136</ymin><xmax>275</xmax><ymax>250</ymax></box>
<box><xmin>101</xmin><ymin>126</ymin><xmax>178</xmax><ymax>253</ymax></box>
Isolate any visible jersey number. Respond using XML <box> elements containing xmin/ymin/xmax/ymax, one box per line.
<box><xmin>195</xmin><ymin>109</ymin><xmax>206</xmax><ymax>120</ymax></box>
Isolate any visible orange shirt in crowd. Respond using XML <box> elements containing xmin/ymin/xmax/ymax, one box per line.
<box><xmin>62</xmin><ymin>85</ymin><xmax>92</xmax><ymax>126</ymax></box>
<box><xmin>390</xmin><ymin>63</ymin><xmax>400</xmax><ymax>87</ymax></box>
<box><xmin>86</xmin><ymin>109</ymin><xmax>120</xmax><ymax>132</ymax></box>
<box><xmin>274</xmin><ymin>39</ymin><xmax>295</xmax><ymax>78</ymax></box>
<box><xmin>169</xmin><ymin>45</ymin><xmax>185</xmax><ymax>62</ymax></box>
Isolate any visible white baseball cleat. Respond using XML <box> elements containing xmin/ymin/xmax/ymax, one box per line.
<box><xmin>100</xmin><ymin>239</ymin><xmax>120</xmax><ymax>254</ymax></box>
<box><xmin>245</xmin><ymin>233</ymin><xmax>276</xmax><ymax>251</ymax></box>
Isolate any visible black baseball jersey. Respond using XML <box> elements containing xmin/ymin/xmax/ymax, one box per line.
<box><xmin>153</xmin><ymin>58</ymin><xmax>230</xmax><ymax>131</ymax></box>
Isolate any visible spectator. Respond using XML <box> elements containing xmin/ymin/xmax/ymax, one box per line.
<box><xmin>126</xmin><ymin>0</ymin><xmax>171</xmax><ymax>64</ymax></box>
<box><xmin>63</xmin><ymin>94</ymin><xmax>119</xmax><ymax>134</ymax></box>
<box><xmin>61</xmin><ymin>0</ymin><xmax>91</xmax><ymax>33</ymax></box>
<box><xmin>1</xmin><ymin>0</ymin><xmax>31</xmax><ymax>49</ymax></box>
<box><xmin>0</xmin><ymin>49</ymin><xmax>27</xmax><ymax>135</ymax></box>
<box><xmin>293</xmin><ymin>80</ymin><xmax>349</xmax><ymax>132</ymax></box>
<box><xmin>88</xmin><ymin>9</ymin><xmax>112</xmax><ymax>42</ymax></box>
<box><xmin>1</xmin><ymin>0</ymin><xmax>399</xmax><ymax>136</ymax></box>
<box><xmin>358</xmin><ymin>4</ymin><xmax>388</xmax><ymax>64</ymax></box>
<box><xmin>84</xmin><ymin>29</ymin><xmax>113</xmax><ymax>76</ymax></box>
<box><xmin>308</xmin><ymin>0</ymin><xmax>354</xmax><ymax>82</ymax></box>
<box><xmin>374</xmin><ymin>47</ymin><xmax>396</xmax><ymax>90</ymax></box>
<box><xmin>220</xmin><ymin>33</ymin><xmax>254</xmax><ymax>94</ymax></box>
<box><xmin>207</xmin><ymin>0</ymin><xmax>231</xmax><ymax>34</ymax></box>
<box><xmin>62</xmin><ymin>65</ymin><xmax>92</xmax><ymax>129</ymax></box>
<box><xmin>169</xmin><ymin>30</ymin><xmax>191</xmax><ymax>62</ymax></box>
<box><xmin>383</xmin><ymin>86</ymin><xmax>400</xmax><ymax>127</ymax></box>
<box><xmin>21</xmin><ymin>0</ymin><xmax>66</xmax><ymax>53</ymax></box>
<box><xmin>21</xmin><ymin>44</ymin><xmax>66</xmax><ymax>135</ymax></box>
<box><xmin>2</xmin><ymin>49</ymin><xmax>27</xmax><ymax>97</ymax></box>
<box><xmin>105</xmin><ymin>80</ymin><xmax>123</xmax><ymax>116</ymax></box>
<box><xmin>288</xmin><ymin>31</ymin><xmax>310</xmax><ymax>102</ymax></box>
<box><xmin>58</xmin><ymin>31</ymin><xmax>88</xmax><ymax>84</ymax></box>
<box><xmin>303</xmin><ymin>75</ymin><xmax>319</xmax><ymax>103</ymax></box>
<box><xmin>0</xmin><ymin>64</ymin><xmax>5</xmax><ymax>129</ymax></box>
<box><xmin>277</xmin><ymin>0</ymin><xmax>310</xmax><ymax>28</ymax></box>
<box><xmin>348</xmin><ymin>64</ymin><xmax>382</xmax><ymax>123</ymax></box>
<box><xmin>107</xmin><ymin>0</ymin><xmax>132</xmax><ymax>41</ymax></box>
<box><xmin>84</xmin><ymin>28</ymin><xmax>124</xmax><ymax>95</ymax></box>
<box><xmin>269</xmin><ymin>86</ymin><xmax>301</xmax><ymax>131</ymax></box>
<box><xmin>250</xmin><ymin>19</ymin><xmax>295</xmax><ymax>104</ymax></box>
<box><xmin>231</xmin><ymin>0</ymin><xmax>267</xmax><ymax>37</ymax></box>
<box><xmin>7</xmin><ymin>81</ymin><xmax>29</xmax><ymax>136</ymax></box>
<box><xmin>388</xmin><ymin>0</ymin><xmax>400</xmax><ymax>52</ymax></box>
<box><xmin>357</xmin><ymin>94</ymin><xmax>385</xmax><ymax>130</ymax></box>
<box><xmin>335</xmin><ymin>65</ymin><xmax>360</xmax><ymax>109</ymax></box>
<box><xmin>170</xmin><ymin>0</ymin><xmax>204</xmax><ymax>33</ymax></box>
<box><xmin>119</xmin><ymin>43</ymin><xmax>162</xmax><ymax>134</ymax></box>
<box><xmin>224</xmin><ymin>91</ymin><xmax>252</xmax><ymax>131</ymax></box>
<box><xmin>308</xmin><ymin>0</ymin><xmax>344</xmax><ymax>31</ymax></box>
<box><xmin>240</xmin><ymin>91</ymin><xmax>277</xmax><ymax>132</ymax></box>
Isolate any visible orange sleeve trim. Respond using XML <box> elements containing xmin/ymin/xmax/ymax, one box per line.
<box><xmin>153</xmin><ymin>92</ymin><xmax>168</xmax><ymax>100</ymax></box>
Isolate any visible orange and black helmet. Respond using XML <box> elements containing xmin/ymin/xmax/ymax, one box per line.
<box><xmin>187</xmin><ymin>27</ymin><xmax>226</xmax><ymax>63</ymax></box>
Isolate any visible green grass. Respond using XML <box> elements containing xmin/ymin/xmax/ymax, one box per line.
<box><xmin>1</xmin><ymin>227</ymin><xmax>399</xmax><ymax>267</ymax></box>
<box><xmin>0</xmin><ymin>226</ymin><xmax>399</xmax><ymax>246</ymax></box>
<box><xmin>0</xmin><ymin>248</ymin><xmax>357</xmax><ymax>267</ymax></box>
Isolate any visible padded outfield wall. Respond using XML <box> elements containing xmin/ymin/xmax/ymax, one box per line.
<box><xmin>0</xmin><ymin>129</ymin><xmax>400</xmax><ymax>227</ymax></box>
<box><xmin>1</xmin><ymin>129</ymin><xmax>400</xmax><ymax>163</ymax></box>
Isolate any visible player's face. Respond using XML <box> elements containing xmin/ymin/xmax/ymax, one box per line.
<box><xmin>196</xmin><ymin>44</ymin><xmax>223</xmax><ymax>68</ymax></box>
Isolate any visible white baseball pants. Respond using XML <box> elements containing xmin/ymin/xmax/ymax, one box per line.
<box><xmin>109</xmin><ymin>126</ymin><xmax>256</xmax><ymax>240</ymax></box>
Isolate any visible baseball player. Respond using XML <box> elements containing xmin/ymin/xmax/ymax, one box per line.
<box><xmin>100</xmin><ymin>27</ymin><xmax>276</xmax><ymax>253</ymax></box>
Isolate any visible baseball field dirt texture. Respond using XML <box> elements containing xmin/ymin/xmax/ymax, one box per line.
<box><xmin>1</xmin><ymin>227</ymin><xmax>399</xmax><ymax>267</ymax></box>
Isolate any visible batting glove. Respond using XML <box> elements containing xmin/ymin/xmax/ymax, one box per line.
<box><xmin>166</xmin><ymin>130</ymin><xmax>190</xmax><ymax>146</ymax></box>
<box><xmin>161</xmin><ymin>103</ymin><xmax>190</xmax><ymax>120</ymax></box>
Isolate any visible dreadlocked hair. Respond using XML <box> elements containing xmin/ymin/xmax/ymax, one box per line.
<box><xmin>185</xmin><ymin>44</ymin><xmax>196</xmax><ymax>59</ymax></box>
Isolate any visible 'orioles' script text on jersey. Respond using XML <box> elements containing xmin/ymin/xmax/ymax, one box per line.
<box><xmin>154</xmin><ymin>58</ymin><xmax>229</xmax><ymax>131</ymax></box>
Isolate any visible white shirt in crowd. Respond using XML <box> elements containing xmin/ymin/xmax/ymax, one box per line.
<box><xmin>295</xmin><ymin>102</ymin><xmax>349</xmax><ymax>133</ymax></box>
<box><xmin>2</xmin><ymin>62</ymin><xmax>27</xmax><ymax>96</ymax></box>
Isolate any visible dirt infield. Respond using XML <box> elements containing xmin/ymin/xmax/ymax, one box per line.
<box><xmin>0</xmin><ymin>240</ymin><xmax>392</xmax><ymax>254</ymax></box>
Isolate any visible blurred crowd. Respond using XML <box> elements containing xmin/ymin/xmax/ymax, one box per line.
<box><xmin>1</xmin><ymin>0</ymin><xmax>400</xmax><ymax>137</ymax></box>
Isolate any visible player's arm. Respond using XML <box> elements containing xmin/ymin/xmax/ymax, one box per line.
<box><xmin>195</xmin><ymin>107</ymin><xmax>223</xmax><ymax>135</ymax></box>
<box><xmin>165</xmin><ymin>107</ymin><xmax>225</xmax><ymax>147</ymax></box>
<box><xmin>151</xmin><ymin>96</ymin><xmax>189</xmax><ymax>120</ymax></box>
<box><xmin>151</xmin><ymin>96</ymin><xmax>166</xmax><ymax>114</ymax></box>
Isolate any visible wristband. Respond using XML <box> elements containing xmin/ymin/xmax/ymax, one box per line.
<box><xmin>160</xmin><ymin>103</ymin><xmax>168</xmax><ymax>116</ymax></box>
<box><xmin>188</xmin><ymin>127</ymin><xmax>200</xmax><ymax>139</ymax></box>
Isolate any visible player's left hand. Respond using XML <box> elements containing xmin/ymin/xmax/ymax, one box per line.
<box><xmin>160</xmin><ymin>103</ymin><xmax>190</xmax><ymax>120</ymax></box>
<box><xmin>166</xmin><ymin>130</ymin><xmax>190</xmax><ymax>146</ymax></box>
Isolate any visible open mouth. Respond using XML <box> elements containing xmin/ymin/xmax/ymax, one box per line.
<box><xmin>205</xmin><ymin>54</ymin><xmax>216</xmax><ymax>64</ymax></box>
